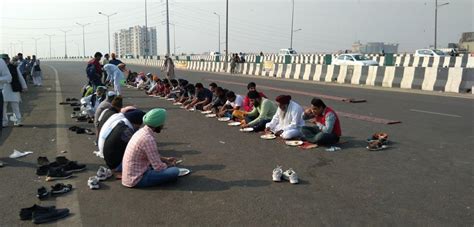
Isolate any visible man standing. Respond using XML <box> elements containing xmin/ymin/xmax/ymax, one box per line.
<box><xmin>2</xmin><ymin>55</ymin><xmax>27</xmax><ymax>127</ymax></box>
<box><xmin>162</xmin><ymin>55</ymin><xmax>175</xmax><ymax>81</ymax></box>
<box><xmin>103</xmin><ymin>63</ymin><xmax>126</xmax><ymax>96</ymax></box>
<box><xmin>30</xmin><ymin>55</ymin><xmax>42</xmax><ymax>86</ymax></box>
<box><xmin>241</xmin><ymin>91</ymin><xmax>277</xmax><ymax>132</ymax></box>
<box><xmin>300</xmin><ymin>98</ymin><xmax>341</xmax><ymax>146</ymax></box>
<box><xmin>122</xmin><ymin>108</ymin><xmax>180</xmax><ymax>188</ymax></box>
<box><xmin>101</xmin><ymin>54</ymin><xmax>110</xmax><ymax>84</ymax></box>
<box><xmin>265</xmin><ymin>95</ymin><xmax>304</xmax><ymax>139</ymax></box>
<box><xmin>17</xmin><ymin>53</ymin><xmax>27</xmax><ymax>83</ymax></box>
<box><xmin>109</xmin><ymin>53</ymin><xmax>123</xmax><ymax>66</ymax></box>
<box><xmin>0</xmin><ymin>54</ymin><xmax>13</xmax><ymax>132</ymax></box>
<box><xmin>86</xmin><ymin>52</ymin><xmax>103</xmax><ymax>90</ymax></box>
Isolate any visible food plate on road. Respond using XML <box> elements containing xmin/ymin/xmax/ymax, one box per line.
<box><xmin>228</xmin><ymin>122</ymin><xmax>241</xmax><ymax>126</ymax></box>
<box><xmin>173</xmin><ymin>102</ymin><xmax>182</xmax><ymax>105</ymax></box>
<box><xmin>239</xmin><ymin>127</ymin><xmax>254</xmax><ymax>132</ymax></box>
<box><xmin>285</xmin><ymin>140</ymin><xmax>304</xmax><ymax>146</ymax></box>
<box><xmin>178</xmin><ymin>168</ymin><xmax>191</xmax><ymax>177</ymax></box>
<box><xmin>188</xmin><ymin>108</ymin><xmax>196</xmax><ymax>112</ymax></box>
<box><xmin>180</xmin><ymin>106</ymin><xmax>186</xmax><ymax>109</ymax></box>
<box><xmin>218</xmin><ymin>117</ymin><xmax>231</xmax><ymax>122</ymax></box>
<box><xmin>260</xmin><ymin>134</ymin><xmax>277</xmax><ymax>140</ymax></box>
<box><xmin>175</xmin><ymin>159</ymin><xmax>183</xmax><ymax>165</ymax></box>
<box><xmin>201</xmin><ymin>110</ymin><xmax>212</xmax><ymax>114</ymax></box>
<box><xmin>205</xmin><ymin>114</ymin><xmax>217</xmax><ymax>118</ymax></box>
<box><xmin>166</xmin><ymin>98</ymin><xmax>175</xmax><ymax>101</ymax></box>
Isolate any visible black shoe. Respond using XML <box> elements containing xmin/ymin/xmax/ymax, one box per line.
<box><xmin>50</xmin><ymin>183</ymin><xmax>72</xmax><ymax>196</ymax></box>
<box><xmin>32</xmin><ymin>208</ymin><xmax>70</xmax><ymax>224</ymax></box>
<box><xmin>55</xmin><ymin>156</ymin><xmax>69</xmax><ymax>165</ymax></box>
<box><xmin>36</xmin><ymin>187</ymin><xmax>49</xmax><ymax>200</ymax></box>
<box><xmin>73</xmin><ymin>107</ymin><xmax>80</xmax><ymax>111</ymax></box>
<box><xmin>70</xmin><ymin>103</ymin><xmax>81</xmax><ymax>107</ymax></box>
<box><xmin>70</xmin><ymin>98</ymin><xmax>78</xmax><ymax>101</ymax></box>
<box><xmin>37</xmin><ymin>157</ymin><xmax>50</xmax><ymax>166</ymax></box>
<box><xmin>68</xmin><ymin>126</ymin><xmax>79</xmax><ymax>131</ymax></box>
<box><xmin>19</xmin><ymin>204</ymin><xmax>55</xmax><ymax>220</ymax></box>
<box><xmin>46</xmin><ymin>167</ymin><xmax>72</xmax><ymax>181</ymax></box>
<box><xmin>66</xmin><ymin>98</ymin><xmax>71</xmax><ymax>102</ymax></box>
<box><xmin>61</xmin><ymin>161</ymin><xmax>86</xmax><ymax>173</ymax></box>
<box><xmin>36</xmin><ymin>165</ymin><xmax>49</xmax><ymax>176</ymax></box>
<box><xmin>76</xmin><ymin>127</ymin><xmax>86</xmax><ymax>134</ymax></box>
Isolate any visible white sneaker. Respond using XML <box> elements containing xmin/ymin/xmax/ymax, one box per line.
<box><xmin>87</xmin><ymin>176</ymin><xmax>100</xmax><ymax>189</ymax></box>
<box><xmin>272</xmin><ymin>165</ymin><xmax>283</xmax><ymax>182</ymax></box>
<box><xmin>282</xmin><ymin>168</ymin><xmax>299</xmax><ymax>184</ymax></box>
<box><xmin>96</xmin><ymin>166</ymin><xmax>112</xmax><ymax>181</ymax></box>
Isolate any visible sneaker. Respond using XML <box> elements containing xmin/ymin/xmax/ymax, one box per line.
<box><xmin>36</xmin><ymin>165</ymin><xmax>49</xmax><ymax>176</ymax></box>
<box><xmin>46</xmin><ymin>167</ymin><xmax>72</xmax><ymax>181</ymax></box>
<box><xmin>88</xmin><ymin>176</ymin><xmax>100</xmax><ymax>189</ymax></box>
<box><xmin>60</xmin><ymin>161</ymin><xmax>86</xmax><ymax>173</ymax></box>
<box><xmin>32</xmin><ymin>208</ymin><xmax>69</xmax><ymax>224</ymax></box>
<box><xmin>282</xmin><ymin>168</ymin><xmax>299</xmax><ymax>184</ymax></box>
<box><xmin>50</xmin><ymin>183</ymin><xmax>72</xmax><ymax>196</ymax></box>
<box><xmin>272</xmin><ymin>165</ymin><xmax>283</xmax><ymax>182</ymax></box>
<box><xmin>55</xmin><ymin>156</ymin><xmax>69</xmax><ymax>165</ymax></box>
<box><xmin>0</xmin><ymin>160</ymin><xmax>4</xmax><ymax>167</ymax></box>
<box><xmin>37</xmin><ymin>157</ymin><xmax>50</xmax><ymax>166</ymax></box>
<box><xmin>96</xmin><ymin>166</ymin><xmax>112</xmax><ymax>181</ymax></box>
<box><xmin>14</xmin><ymin>121</ymin><xmax>23</xmax><ymax>127</ymax></box>
<box><xmin>36</xmin><ymin>187</ymin><xmax>49</xmax><ymax>200</ymax></box>
<box><xmin>19</xmin><ymin>204</ymin><xmax>56</xmax><ymax>220</ymax></box>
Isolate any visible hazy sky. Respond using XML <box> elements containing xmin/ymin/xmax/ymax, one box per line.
<box><xmin>1</xmin><ymin>0</ymin><xmax>472</xmax><ymax>57</ymax></box>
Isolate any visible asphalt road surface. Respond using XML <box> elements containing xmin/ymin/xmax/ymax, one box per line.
<box><xmin>0</xmin><ymin>61</ymin><xmax>472</xmax><ymax>226</ymax></box>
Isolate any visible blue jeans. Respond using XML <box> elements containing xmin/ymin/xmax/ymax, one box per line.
<box><xmin>300</xmin><ymin>126</ymin><xmax>339</xmax><ymax>145</ymax></box>
<box><xmin>135</xmin><ymin>167</ymin><xmax>180</xmax><ymax>188</ymax></box>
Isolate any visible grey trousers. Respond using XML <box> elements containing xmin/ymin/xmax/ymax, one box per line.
<box><xmin>300</xmin><ymin>126</ymin><xmax>339</xmax><ymax>145</ymax></box>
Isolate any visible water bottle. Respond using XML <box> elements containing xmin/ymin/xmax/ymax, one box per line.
<box><xmin>326</xmin><ymin>146</ymin><xmax>341</xmax><ymax>152</ymax></box>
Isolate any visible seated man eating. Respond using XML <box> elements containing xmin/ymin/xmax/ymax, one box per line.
<box><xmin>265</xmin><ymin>95</ymin><xmax>304</xmax><ymax>139</ymax></box>
<box><xmin>242</xmin><ymin>82</ymin><xmax>267</xmax><ymax>112</ymax></box>
<box><xmin>300</xmin><ymin>98</ymin><xmax>341</xmax><ymax>146</ymax></box>
<box><xmin>241</xmin><ymin>91</ymin><xmax>277</xmax><ymax>132</ymax></box>
<box><xmin>122</xmin><ymin>108</ymin><xmax>180</xmax><ymax>188</ymax></box>
<box><xmin>185</xmin><ymin>83</ymin><xmax>213</xmax><ymax>111</ymax></box>
<box><xmin>218</xmin><ymin>91</ymin><xmax>243</xmax><ymax>118</ymax></box>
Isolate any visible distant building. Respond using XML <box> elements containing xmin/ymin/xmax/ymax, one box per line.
<box><xmin>352</xmin><ymin>41</ymin><xmax>398</xmax><ymax>54</ymax></box>
<box><xmin>114</xmin><ymin>26</ymin><xmax>157</xmax><ymax>57</ymax></box>
<box><xmin>459</xmin><ymin>32</ymin><xmax>474</xmax><ymax>52</ymax></box>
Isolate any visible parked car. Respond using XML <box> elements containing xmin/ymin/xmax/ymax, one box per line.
<box><xmin>210</xmin><ymin>52</ymin><xmax>222</xmax><ymax>56</ymax></box>
<box><xmin>332</xmin><ymin>54</ymin><xmax>379</xmax><ymax>66</ymax></box>
<box><xmin>414</xmin><ymin>49</ymin><xmax>447</xmax><ymax>57</ymax></box>
<box><xmin>278</xmin><ymin>48</ymin><xmax>298</xmax><ymax>56</ymax></box>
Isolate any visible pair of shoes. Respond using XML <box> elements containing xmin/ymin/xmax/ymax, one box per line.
<box><xmin>51</xmin><ymin>156</ymin><xmax>86</xmax><ymax>173</ymax></box>
<box><xmin>46</xmin><ymin>167</ymin><xmax>73</xmax><ymax>181</ymax></box>
<box><xmin>37</xmin><ymin>156</ymin><xmax>50</xmax><ymax>166</ymax></box>
<box><xmin>272</xmin><ymin>166</ymin><xmax>299</xmax><ymax>184</ymax></box>
<box><xmin>88</xmin><ymin>176</ymin><xmax>100</xmax><ymax>189</ymax></box>
<box><xmin>38</xmin><ymin>183</ymin><xmax>73</xmax><ymax>199</ymax></box>
<box><xmin>20</xmin><ymin>204</ymin><xmax>69</xmax><ymax>224</ymax></box>
<box><xmin>96</xmin><ymin>166</ymin><xmax>112</xmax><ymax>181</ymax></box>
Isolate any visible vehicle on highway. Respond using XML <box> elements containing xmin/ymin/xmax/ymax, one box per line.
<box><xmin>414</xmin><ymin>49</ymin><xmax>447</xmax><ymax>57</ymax></box>
<box><xmin>210</xmin><ymin>51</ymin><xmax>222</xmax><ymax>56</ymax></box>
<box><xmin>332</xmin><ymin>54</ymin><xmax>379</xmax><ymax>66</ymax></box>
<box><xmin>278</xmin><ymin>48</ymin><xmax>298</xmax><ymax>56</ymax></box>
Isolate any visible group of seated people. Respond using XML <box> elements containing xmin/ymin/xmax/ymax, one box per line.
<box><xmin>82</xmin><ymin>72</ymin><xmax>342</xmax><ymax>189</ymax></box>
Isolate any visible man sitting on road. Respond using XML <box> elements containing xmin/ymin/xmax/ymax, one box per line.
<box><xmin>265</xmin><ymin>95</ymin><xmax>304</xmax><ymax>139</ymax></box>
<box><xmin>241</xmin><ymin>91</ymin><xmax>277</xmax><ymax>132</ymax></box>
<box><xmin>180</xmin><ymin>84</ymin><xmax>196</xmax><ymax>106</ymax></box>
<box><xmin>218</xmin><ymin>91</ymin><xmax>243</xmax><ymax>118</ymax></box>
<box><xmin>204</xmin><ymin>87</ymin><xmax>226</xmax><ymax>112</ymax></box>
<box><xmin>81</xmin><ymin>86</ymin><xmax>107</xmax><ymax>118</ymax></box>
<box><xmin>185</xmin><ymin>83</ymin><xmax>213</xmax><ymax>111</ymax></box>
<box><xmin>94</xmin><ymin>91</ymin><xmax>116</xmax><ymax>128</ymax></box>
<box><xmin>96</xmin><ymin>97</ymin><xmax>123</xmax><ymax>137</ymax></box>
<box><xmin>173</xmin><ymin>79</ymin><xmax>189</xmax><ymax>103</ymax></box>
<box><xmin>166</xmin><ymin>79</ymin><xmax>180</xmax><ymax>100</ymax></box>
<box><xmin>122</xmin><ymin>108</ymin><xmax>180</xmax><ymax>188</ymax></box>
<box><xmin>242</xmin><ymin>82</ymin><xmax>267</xmax><ymax>112</ymax></box>
<box><xmin>300</xmin><ymin>98</ymin><xmax>341</xmax><ymax>146</ymax></box>
<box><xmin>103</xmin><ymin>109</ymin><xmax>145</xmax><ymax>170</ymax></box>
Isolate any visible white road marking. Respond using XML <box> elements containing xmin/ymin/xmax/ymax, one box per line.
<box><xmin>47</xmin><ymin>64</ymin><xmax>84</xmax><ymax>227</ymax></box>
<box><xmin>409</xmin><ymin>109</ymin><xmax>462</xmax><ymax>118</ymax></box>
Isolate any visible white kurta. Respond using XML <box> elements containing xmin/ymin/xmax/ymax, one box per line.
<box><xmin>103</xmin><ymin>64</ymin><xmax>124</xmax><ymax>95</ymax></box>
<box><xmin>266</xmin><ymin>100</ymin><xmax>305</xmax><ymax>139</ymax></box>
<box><xmin>2</xmin><ymin>66</ymin><xmax>27</xmax><ymax>102</ymax></box>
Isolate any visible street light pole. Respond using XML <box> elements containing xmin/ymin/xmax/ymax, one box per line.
<box><xmin>32</xmin><ymin>38</ymin><xmax>41</xmax><ymax>56</ymax></box>
<box><xmin>98</xmin><ymin>11</ymin><xmax>117</xmax><ymax>54</ymax></box>
<box><xmin>145</xmin><ymin>0</ymin><xmax>148</xmax><ymax>58</ymax></box>
<box><xmin>213</xmin><ymin>12</ymin><xmax>221</xmax><ymax>53</ymax></box>
<box><xmin>290</xmin><ymin>0</ymin><xmax>295</xmax><ymax>49</ymax></box>
<box><xmin>434</xmin><ymin>1</ymin><xmax>449</xmax><ymax>49</ymax></box>
<box><xmin>59</xmin><ymin>29</ymin><xmax>71</xmax><ymax>58</ymax></box>
<box><xmin>225</xmin><ymin>0</ymin><xmax>228</xmax><ymax>64</ymax></box>
<box><xmin>45</xmin><ymin>34</ymin><xmax>54</xmax><ymax>58</ymax></box>
<box><xmin>76</xmin><ymin>22</ymin><xmax>91</xmax><ymax>58</ymax></box>
<box><xmin>166</xmin><ymin>0</ymin><xmax>171</xmax><ymax>56</ymax></box>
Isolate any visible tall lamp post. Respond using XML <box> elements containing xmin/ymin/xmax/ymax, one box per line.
<box><xmin>290</xmin><ymin>0</ymin><xmax>295</xmax><ymax>49</ymax></box>
<box><xmin>45</xmin><ymin>34</ymin><xmax>54</xmax><ymax>58</ymax></box>
<box><xmin>225</xmin><ymin>0</ymin><xmax>228</xmax><ymax>65</ymax></box>
<box><xmin>32</xmin><ymin>38</ymin><xmax>41</xmax><ymax>56</ymax></box>
<box><xmin>98</xmin><ymin>11</ymin><xmax>117</xmax><ymax>54</ymax></box>
<box><xmin>76</xmin><ymin>22</ymin><xmax>91</xmax><ymax>57</ymax></box>
<box><xmin>434</xmin><ymin>0</ymin><xmax>449</xmax><ymax>49</ymax></box>
<box><xmin>213</xmin><ymin>12</ymin><xmax>221</xmax><ymax>53</ymax></box>
<box><xmin>59</xmin><ymin>29</ymin><xmax>71</xmax><ymax>58</ymax></box>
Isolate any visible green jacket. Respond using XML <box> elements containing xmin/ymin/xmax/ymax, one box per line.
<box><xmin>247</xmin><ymin>98</ymin><xmax>277</xmax><ymax>126</ymax></box>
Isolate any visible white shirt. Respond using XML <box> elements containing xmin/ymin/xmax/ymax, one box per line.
<box><xmin>0</xmin><ymin>59</ymin><xmax>12</xmax><ymax>89</ymax></box>
<box><xmin>103</xmin><ymin>64</ymin><xmax>124</xmax><ymax>83</ymax></box>
<box><xmin>225</xmin><ymin>95</ymin><xmax>244</xmax><ymax>108</ymax></box>
<box><xmin>266</xmin><ymin>100</ymin><xmax>305</xmax><ymax>132</ymax></box>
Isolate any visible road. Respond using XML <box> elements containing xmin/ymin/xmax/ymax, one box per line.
<box><xmin>0</xmin><ymin>61</ymin><xmax>472</xmax><ymax>226</ymax></box>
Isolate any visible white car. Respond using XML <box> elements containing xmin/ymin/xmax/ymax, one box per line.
<box><xmin>414</xmin><ymin>49</ymin><xmax>446</xmax><ymax>57</ymax></box>
<box><xmin>333</xmin><ymin>54</ymin><xmax>379</xmax><ymax>66</ymax></box>
<box><xmin>278</xmin><ymin>48</ymin><xmax>298</xmax><ymax>56</ymax></box>
<box><xmin>210</xmin><ymin>52</ymin><xmax>222</xmax><ymax>56</ymax></box>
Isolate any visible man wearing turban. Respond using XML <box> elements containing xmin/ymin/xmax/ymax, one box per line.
<box><xmin>265</xmin><ymin>95</ymin><xmax>305</xmax><ymax>139</ymax></box>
